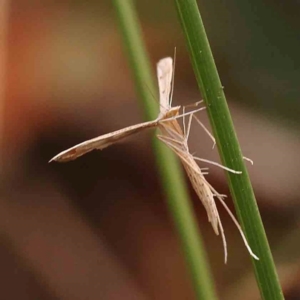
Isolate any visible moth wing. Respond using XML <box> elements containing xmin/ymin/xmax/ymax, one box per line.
<box><xmin>157</xmin><ymin>57</ymin><xmax>173</xmax><ymax>116</ymax></box>
<box><xmin>50</xmin><ymin>120</ymin><xmax>156</xmax><ymax>162</ymax></box>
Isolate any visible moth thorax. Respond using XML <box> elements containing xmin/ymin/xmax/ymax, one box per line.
<box><xmin>164</xmin><ymin>106</ymin><xmax>180</xmax><ymax>118</ymax></box>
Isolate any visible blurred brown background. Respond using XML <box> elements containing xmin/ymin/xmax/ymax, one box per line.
<box><xmin>1</xmin><ymin>1</ymin><xmax>300</xmax><ymax>299</ymax></box>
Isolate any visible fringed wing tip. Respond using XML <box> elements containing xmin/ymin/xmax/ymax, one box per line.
<box><xmin>49</xmin><ymin>150</ymin><xmax>76</xmax><ymax>163</ymax></box>
<box><xmin>49</xmin><ymin>154</ymin><xmax>64</xmax><ymax>163</ymax></box>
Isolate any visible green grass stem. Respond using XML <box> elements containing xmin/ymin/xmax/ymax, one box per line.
<box><xmin>174</xmin><ymin>1</ymin><xmax>284</xmax><ymax>299</ymax></box>
<box><xmin>112</xmin><ymin>0</ymin><xmax>218</xmax><ymax>299</ymax></box>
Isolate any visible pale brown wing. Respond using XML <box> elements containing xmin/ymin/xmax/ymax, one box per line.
<box><xmin>157</xmin><ymin>133</ymin><xmax>220</xmax><ymax>233</ymax></box>
<box><xmin>50</xmin><ymin>120</ymin><xmax>157</xmax><ymax>162</ymax></box>
<box><xmin>157</xmin><ymin>57</ymin><xmax>173</xmax><ymax>117</ymax></box>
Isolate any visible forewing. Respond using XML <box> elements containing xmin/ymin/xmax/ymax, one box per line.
<box><xmin>157</xmin><ymin>57</ymin><xmax>173</xmax><ymax>116</ymax></box>
<box><xmin>50</xmin><ymin>120</ymin><xmax>157</xmax><ymax>162</ymax></box>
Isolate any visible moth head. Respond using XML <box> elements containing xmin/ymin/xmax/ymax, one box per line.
<box><xmin>164</xmin><ymin>106</ymin><xmax>180</xmax><ymax>118</ymax></box>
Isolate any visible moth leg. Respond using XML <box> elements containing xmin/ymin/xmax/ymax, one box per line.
<box><xmin>156</xmin><ymin>134</ymin><xmax>182</xmax><ymax>146</ymax></box>
<box><xmin>184</xmin><ymin>100</ymin><xmax>204</xmax><ymax>108</ymax></box>
<box><xmin>191</xmin><ymin>113</ymin><xmax>253</xmax><ymax>165</ymax></box>
<box><xmin>192</xmin><ymin>114</ymin><xmax>216</xmax><ymax>149</ymax></box>
<box><xmin>183</xmin><ymin>105</ymin><xmax>187</xmax><ymax>137</ymax></box>
<box><xmin>158</xmin><ymin>124</ymin><xmax>183</xmax><ymax>141</ymax></box>
<box><xmin>157</xmin><ymin>135</ymin><xmax>204</xmax><ymax>176</ymax></box>
<box><xmin>193</xmin><ymin>156</ymin><xmax>242</xmax><ymax>174</ymax></box>
<box><xmin>157</xmin><ymin>135</ymin><xmax>186</xmax><ymax>158</ymax></box>
<box><xmin>212</xmin><ymin>193</ymin><xmax>227</xmax><ymax>198</ymax></box>
<box><xmin>186</xmin><ymin>113</ymin><xmax>194</xmax><ymax>143</ymax></box>
<box><xmin>181</xmin><ymin>100</ymin><xmax>215</xmax><ymax>148</ymax></box>
<box><xmin>182</xmin><ymin>100</ymin><xmax>204</xmax><ymax>136</ymax></box>
<box><xmin>215</xmin><ymin>193</ymin><xmax>259</xmax><ymax>261</ymax></box>
<box><xmin>216</xmin><ymin>210</ymin><xmax>227</xmax><ymax>264</ymax></box>
<box><xmin>160</xmin><ymin>106</ymin><xmax>206</xmax><ymax>123</ymax></box>
<box><xmin>243</xmin><ymin>156</ymin><xmax>254</xmax><ymax>165</ymax></box>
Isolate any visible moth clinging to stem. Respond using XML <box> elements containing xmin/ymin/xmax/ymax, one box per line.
<box><xmin>50</xmin><ymin>55</ymin><xmax>259</xmax><ymax>263</ymax></box>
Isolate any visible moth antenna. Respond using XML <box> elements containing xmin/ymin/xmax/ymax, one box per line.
<box><xmin>170</xmin><ymin>47</ymin><xmax>176</xmax><ymax>107</ymax></box>
<box><xmin>143</xmin><ymin>81</ymin><xmax>157</xmax><ymax>102</ymax></box>
<box><xmin>193</xmin><ymin>156</ymin><xmax>242</xmax><ymax>174</ymax></box>
<box><xmin>142</xmin><ymin>80</ymin><xmax>170</xmax><ymax>116</ymax></box>
<box><xmin>183</xmin><ymin>105</ymin><xmax>186</xmax><ymax>137</ymax></box>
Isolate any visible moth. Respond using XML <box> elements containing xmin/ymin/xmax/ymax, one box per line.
<box><xmin>50</xmin><ymin>56</ymin><xmax>258</xmax><ymax>262</ymax></box>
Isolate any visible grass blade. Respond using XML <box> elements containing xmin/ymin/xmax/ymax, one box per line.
<box><xmin>112</xmin><ymin>0</ymin><xmax>218</xmax><ymax>299</ymax></box>
<box><xmin>174</xmin><ymin>0</ymin><xmax>284</xmax><ymax>299</ymax></box>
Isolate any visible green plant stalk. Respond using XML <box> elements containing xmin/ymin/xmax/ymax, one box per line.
<box><xmin>174</xmin><ymin>0</ymin><xmax>284</xmax><ymax>299</ymax></box>
<box><xmin>112</xmin><ymin>0</ymin><xmax>218</xmax><ymax>299</ymax></box>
